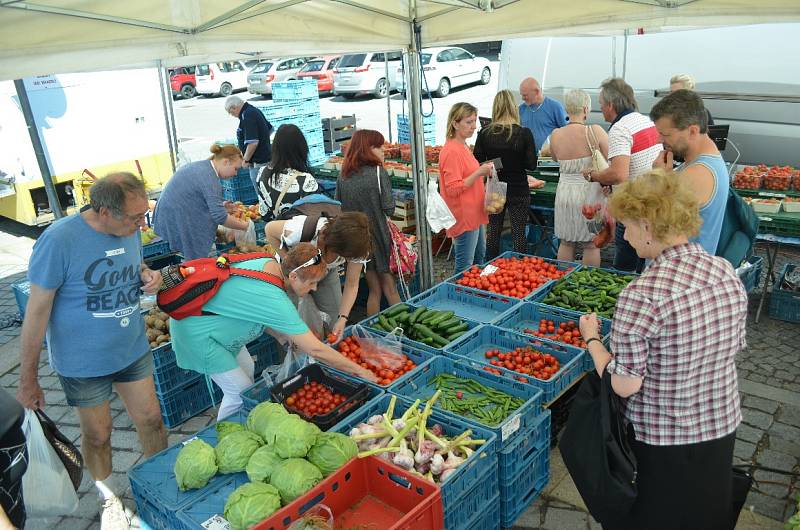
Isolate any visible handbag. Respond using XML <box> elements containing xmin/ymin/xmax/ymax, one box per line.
<box><xmin>35</xmin><ymin>408</ymin><xmax>84</xmax><ymax>491</ymax></box>
<box><xmin>559</xmin><ymin>369</ymin><xmax>637</xmax><ymax>525</ymax></box>
<box><xmin>730</xmin><ymin>466</ymin><xmax>753</xmax><ymax>529</ymax></box>
<box><xmin>586</xmin><ymin>125</ymin><xmax>609</xmax><ymax>172</ymax></box>
<box><xmin>377</xmin><ymin>167</ymin><xmax>418</xmax><ymax>280</ymax></box>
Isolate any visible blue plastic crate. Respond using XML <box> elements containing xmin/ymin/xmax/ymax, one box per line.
<box><xmin>153</xmin><ymin>358</ymin><xmax>201</xmax><ymax>397</ymax></box>
<box><xmin>407</xmin><ymin>282</ymin><xmax>520</xmax><ymax>324</ymax></box>
<box><xmin>397</xmin><ymin>113</ymin><xmax>435</xmax><ymax>126</ymax></box>
<box><xmin>500</xmin><ymin>443</ymin><xmax>549</xmax><ymax>527</ymax></box>
<box><xmin>272</xmin><ymin>80</ymin><xmax>319</xmax><ymax>101</ymax></box>
<box><xmin>176</xmin><ymin>473</ymin><xmax>251</xmax><ymax>530</ymax></box>
<box><xmin>330</xmin><ymin>393</ymin><xmax>498</xmax><ymax>519</ymax></box>
<box><xmin>142</xmin><ymin>239</ymin><xmax>171</xmax><ymax>259</ymax></box>
<box><xmin>129</xmin><ymin>411</ymin><xmax>248</xmax><ymax>530</ymax></box>
<box><xmin>11</xmin><ymin>280</ymin><xmax>29</xmax><ymax>318</ymax></box>
<box><xmin>737</xmin><ymin>255</ymin><xmax>763</xmax><ymax>294</ymax></box>
<box><xmin>444</xmin><ymin>466</ymin><xmax>499</xmax><ymax>530</ymax></box>
<box><xmin>151</xmin><ymin>342</ymin><xmax>176</xmax><ymax>371</ymax></box>
<box><xmin>220</xmin><ymin>170</ymin><xmax>258</xmax><ymax>204</ymax></box>
<box><xmin>461</xmin><ymin>493</ymin><xmax>501</xmax><ymax>530</ymax></box>
<box><xmin>498</xmin><ymin>410</ymin><xmax>550</xmax><ymax>483</ymax></box>
<box><xmin>158</xmin><ymin>376</ymin><xmax>222</xmax><ymax>428</ymax></box>
<box><xmin>444</xmin><ymin>325</ymin><xmax>584</xmax><ymax>404</ymax></box>
<box><xmin>389</xmin><ymin>355</ymin><xmax>543</xmax><ymax>449</ymax></box>
<box><xmin>249</xmin><ymin>334</ymin><xmax>282</xmax><ymax>376</ymax></box>
<box><xmin>768</xmin><ymin>263</ymin><xmax>800</xmax><ymax>322</ymax></box>
<box><xmin>308</xmin><ymin>142</ymin><xmax>326</xmax><ymax>160</ymax></box>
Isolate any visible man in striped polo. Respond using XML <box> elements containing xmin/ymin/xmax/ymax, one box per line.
<box><xmin>584</xmin><ymin>78</ymin><xmax>662</xmax><ymax>272</ymax></box>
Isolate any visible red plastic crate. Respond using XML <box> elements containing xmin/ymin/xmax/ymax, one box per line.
<box><xmin>254</xmin><ymin>456</ymin><xmax>444</xmax><ymax>530</ymax></box>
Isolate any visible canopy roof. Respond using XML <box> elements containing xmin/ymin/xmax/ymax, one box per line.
<box><xmin>2</xmin><ymin>0</ymin><xmax>800</xmax><ymax>79</ymax></box>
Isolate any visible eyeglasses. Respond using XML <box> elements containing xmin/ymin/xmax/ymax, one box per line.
<box><xmin>289</xmin><ymin>249</ymin><xmax>323</xmax><ymax>276</ymax></box>
<box><xmin>113</xmin><ymin>209</ymin><xmax>148</xmax><ymax>224</ymax></box>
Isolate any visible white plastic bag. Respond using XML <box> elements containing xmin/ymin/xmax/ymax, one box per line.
<box><xmin>581</xmin><ymin>183</ymin><xmax>607</xmax><ymax>235</ymax></box>
<box><xmin>298</xmin><ymin>297</ymin><xmax>331</xmax><ymax>341</ymax></box>
<box><xmin>233</xmin><ymin>219</ymin><xmax>257</xmax><ymax>248</ymax></box>
<box><xmin>21</xmin><ymin>409</ymin><xmax>79</xmax><ymax>516</ymax></box>
<box><xmin>484</xmin><ymin>165</ymin><xmax>507</xmax><ymax>215</ymax></box>
<box><xmin>425</xmin><ymin>178</ymin><xmax>456</xmax><ymax>233</ymax></box>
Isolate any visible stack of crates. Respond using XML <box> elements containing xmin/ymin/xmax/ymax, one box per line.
<box><xmin>254</xmin><ymin>79</ymin><xmax>325</xmax><ymax>167</ymax></box>
<box><xmin>220</xmin><ymin>168</ymin><xmax>258</xmax><ymax>204</ymax></box>
<box><xmin>397</xmin><ymin>113</ymin><xmax>436</xmax><ymax>146</ymax></box>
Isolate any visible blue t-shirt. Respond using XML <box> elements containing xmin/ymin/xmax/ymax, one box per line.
<box><xmin>27</xmin><ymin>214</ymin><xmax>148</xmax><ymax>378</ymax></box>
<box><xmin>681</xmin><ymin>154</ymin><xmax>730</xmax><ymax>254</ymax></box>
<box><xmin>519</xmin><ymin>97</ymin><xmax>568</xmax><ymax>154</ymax></box>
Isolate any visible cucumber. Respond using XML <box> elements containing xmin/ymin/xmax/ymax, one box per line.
<box><xmin>384</xmin><ymin>303</ymin><xmax>409</xmax><ymax>318</ymax></box>
<box><xmin>377</xmin><ymin>315</ymin><xmax>391</xmax><ymax>330</ymax></box>
<box><xmin>447</xmin><ymin>330</ymin><xmax>467</xmax><ymax>341</ymax></box>
<box><xmin>436</xmin><ymin>316</ymin><xmax>461</xmax><ymax>330</ymax></box>
<box><xmin>428</xmin><ymin>311</ymin><xmax>455</xmax><ymax>327</ymax></box>
<box><xmin>443</xmin><ymin>322</ymin><xmax>469</xmax><ymax>335</ymax></box>
<box><xmin>408</xmin><ymin>307</ymin><xmax>426</xmax><ymax>325</ymax></box>
<box><xmin>420</xmin><ymin>310</ymin><xmax>441</xmax><ymax>325</ymax></box>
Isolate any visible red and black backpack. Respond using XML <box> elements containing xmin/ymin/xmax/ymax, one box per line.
<box><xmin>156</xmin><ymin>252</ymin><xmax>284</xmax><ymax>320</ymax></box>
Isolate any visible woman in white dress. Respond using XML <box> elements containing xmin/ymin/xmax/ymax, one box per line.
<box><xmin>549</xmin><ymin>89</ymin><xmax>609</xmax><ymax>267</ymax></box>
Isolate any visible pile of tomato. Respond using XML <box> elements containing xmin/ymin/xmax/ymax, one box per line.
<box><xmin>284</xmin><ymin>382</ymin><xmax>350</xmax><ymax>418</ymax></box>
<box><xmin>336</xmin><ymin>335</ymin><xmax>417</xmax><ymax>386</ymax></box>
<box><xmin>455</xmin><ymin>256</ymin><xmax>571</xmax><ymax>298</ymax></box>
<box><xmin>482</xmin><ymin>345</ymin><xmax>560</xmax><ymax>382</ymax></box>
<box><xmin>522</xmin><ymin>319</ymin><xmax>587</xmax><ymax>349</ymax></box>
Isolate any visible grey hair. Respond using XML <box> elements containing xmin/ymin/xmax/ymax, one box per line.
<box><xmin>89</xmin><ymin>172</ymin><xmax>146</xmax><ymax>216</ymax></box>
<box><xmin>670</xmin><ymin>74</ymin><xmax>695</xmax><ymax>90</ymax></box>
<box><xmin>599</xmin><ymin>78</ymin><xmax>638</xmax><ymax>113</ymax></box>
<box><xmin>564</xmin><ymin>89</ymin><xmax>591</xmax><ymax>115</ymax></box>
<box><xmin>224</xmin><ymin>95</ymin><xmax>244</xmax><ymax>112</ymax></box>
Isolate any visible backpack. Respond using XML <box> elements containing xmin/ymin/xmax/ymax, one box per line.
<box><xmin>156</xmin><ymin>252</ymin><xmax>284</xmax><ymax>320</ymax></box>
<box><xmin>277</xmin><ymin>194</ymin><xmax>341</xmax><ymax>243</ymax></box>
<box><xmin>715</xmin><ymin>189</ymin><xmax>759</xmax><ymax>268</ymax></box>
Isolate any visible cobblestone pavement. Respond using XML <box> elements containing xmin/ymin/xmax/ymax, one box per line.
<box><xmin>0</xmin><ymin>229</ymin><xmax>797</xmax><ymax>529</ymax></box>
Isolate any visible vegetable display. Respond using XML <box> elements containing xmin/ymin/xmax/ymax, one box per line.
<box><xmin>540</xmin><ymin>268</ymin><xmax>635</xmax><ymax>318</ymax></box>
<box><xmin>270</xmin><ymin>414</ymin><xmax>321</xmax><ymax>459</ymax></box>
<box><xmin>335</xmin><ymin>334</ymin><xmax>417</xmax><ymax>384</ymax></box>
<box><xmin>143</xmin><ymin>309</ymin><xmax>170</xmax><ymax>349</ymax></box>
<box><xmin>284</xmin><ymin>382</ymin><xmax>350</xmax><ymax>417</ymax></box>
<box><xmin>522</xmin><ymin>319</ymin><xmax>587</xmax><ymax>349</ymax></box>
<box><xmin>348</xmin><ymin>395</ymin><xmax>485</xmax><ymax>484</ymax></box>
<box><xmin>174</xmin><ymin>439</ymin><xmax>218</xmax><ymax>491</ymax></box>
<box><xmin>245</xmin><ymin>445</ymin><xmax>283</xmax><ymax>483</ymax></box>
<box><xmin>215</xmin><ymin>430</ymin><xmax>264</xmax><ymax>474</ymax></box>
<box><xmin>306</xmin><ymin>432</ymin><xmax>358</xmax><ymax>477</ymax></box>
<box><xmin>483</xmin><ymin>346</ymin><xmax>560</xmax><ymax>382</ymax></box>
<box><xmin>429</xmin><ymin>374</ymin><xmax>525</xmax><ymax>427</ymax></box>
<box><xmin>455</xmin><ymin>256</ymin><xmax>572</xmax><ymax>298</ymax></box>
<box><xmin>269</xmin><ymin>458</ymin><xmax>324</xmax><ymax>504</ymax></box>
<box><xmin>223</xmin><ymin>482</ymin><xmax>282</xmax><ymax>530</ymax></box>
<box><xmin>368</xmin><ymin>303</ymin><xmax>471</xmax><ymax>348</ymax></box>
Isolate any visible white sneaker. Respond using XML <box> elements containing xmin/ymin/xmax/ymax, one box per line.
<box><xmin>101</xmin><ymin>496</ymin><xmax>131</xmax><ymax>530</ymax></box>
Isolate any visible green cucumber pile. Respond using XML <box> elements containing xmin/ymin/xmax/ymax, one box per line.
<box><xmin>430</xmin><ymin>374</ymin><xmax>525</xmax><ymax>427</ymax></box>
<box><xmin>541</xmin><ymin>268</ymin><xmax>635</xmax><ymax>318</ymax></box>
<box><xmin>370</xmin><ymin>304</ymin><xmax>470</xmax><ymax>348</ymax></box>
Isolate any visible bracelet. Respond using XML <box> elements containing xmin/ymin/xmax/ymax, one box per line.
<box><xmin>338</xmin><ymin>314</ymin><xmax>349</xmax><ymax>321</ymax></box>
<box><xmin>587</xmin><ymin>170</ymin><xmax>594</xmax><ymax>182</ymax></box>
<box><xmin>586</xmin><ymin>337</ymin><xmax>602</xmax><ymax>348</ymax></box>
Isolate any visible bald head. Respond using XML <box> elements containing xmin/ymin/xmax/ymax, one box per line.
<box><xmin>519</xmin><ymin>77</ymin><xmax>543</xmax><ymax>106</ymax></box>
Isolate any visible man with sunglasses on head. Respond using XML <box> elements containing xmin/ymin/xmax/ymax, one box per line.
<box><xmin>17</xmin><ymin>173</ymin><xmax>167</xmax><ymax>530</ymax></box>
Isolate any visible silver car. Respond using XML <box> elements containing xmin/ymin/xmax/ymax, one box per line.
<box><xmin>247</xmin><ymin>57</ymin><xmax>313</xmax><ymax>96</ymax></box>
<box><xmin>333</xmin><ymin>51</ymin><xmax>403</xmax><ymax>99</ymax></box>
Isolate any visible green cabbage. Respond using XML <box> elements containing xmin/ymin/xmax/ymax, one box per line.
<box><xmin>272</xmin><ymin>414</ymin><xmax>320</xmax><ymax>458</ymax></box>
<box><xmin>246</xmin><ymin>445</ymin><xmax>283</xmax><ymax>483</ymax></box>
<box><xmin>216</xmin><ymin>421</ymin><xmax>244</xmax><ymax>442</ymax></box>
<box><xmin>306</xmin><ymin>432</ymin><xmax>358</xmax><ymax>476</ymax></box>
<box><xmin>246</xmin><ymin>401</ymin><xmax>289</xmax><ymax>441</ymax></box>
<box><xmin>224</xmin><ymin>482</ymin><xmax>281</xmax><ymax>530</ymax></box>
<box><xmin>270</xmin><ymin>458</ymin><xmax>323</xmax><ymax>505</ymax></box>
<box><xmin>215</xmin><ymin>430</ymin><xmax>264</xmax><ymax>474</ymax></box>
<box><xmin>174</xmin><ymin>439</ymin><xmax>218</xmax><ymax>491</ymax></box>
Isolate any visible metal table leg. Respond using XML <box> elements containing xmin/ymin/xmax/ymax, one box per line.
<box><xmin>755</xmin><ymin>241</ymin><xmax>780</xmax><ymax>323</ymax></box>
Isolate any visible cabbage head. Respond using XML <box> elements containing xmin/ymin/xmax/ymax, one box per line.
<box><xmin>306</xmin><ymin>432</ymin><xmax>358</xmax><ymax>476</ymax></box>
<box><xmin>215</xmin><ymin>430</ymin><xmax>264</xmax><ymax>474</ymax></box>
<box><xmin>174</xmin><ymin>439</ymin><xmax>218</xmax><ymax>491</ymax></box>
<box><xmin>216</xmin><ymin>421</ymin><xmax>244</xmax><ymax>442</ymax></box>
<box><xmin>270</xmin><ymin>458</ymin><xmax>323</xmax><ymax>505</ymax></box>
<box><xmin>223</xmin><ymin>482</ymin><xmax>281</xmax><ymax>530</ymax></box>
<box><xmin>246</xmin><ymin>401</ymin><xmax>288</xmax><ymax>441</ymax></box>
<box><xmin>246</xmin><ymin>445</ymin><xmax>283</xmax><ymax>483</ymax></box>
<box><xmin>272</xmin><ymin>414</ymin><xmax>320</xmax><ymax>458</ymax></box>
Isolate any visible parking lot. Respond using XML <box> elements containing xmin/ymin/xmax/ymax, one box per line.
<box><xmin>173</xmin><ymin>59</ymin><xmax>500</xmax><ymax>163</ymax></box>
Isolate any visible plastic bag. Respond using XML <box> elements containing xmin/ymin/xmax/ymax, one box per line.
<box><xmin>233</xmin><ymin>219</ymin><xmax>257</xmax><ymax>248</ymax></box>
<box><xmin>484</xmin><ymin>165</ymin><xmax>507</xmax><ymax>214</ymax></box>
<box><xmin>287</xmin><ymin>504</ymin><xmax>333</xmax><ymax>530</ymax></box>
<box><xmin>426</xmin><ymin>178</ymin><xmax>456</xmax><ymax>233</ymax></box>
<box><xmin>349</xmin><ymin>324</ymin><xmax>406</xmax><ymax>371</ymax></box>
<box><xmin>21</xmin><ymin>409</ymin><xmax>79</xmax><ymax>516</ymax></box>
<box><xmin>298</xmin><ymin>297</ymin><xmax>330</xmax><ymax>341</ymax></box>
<box><xmin>581</xmin><ymin>183</ymin><xmax>607</xmax><ymax>235</ymax></box>
<box><xmin>262</xmin><ymin>345</ymin><xmax>315</xmax><ymax>387</ymax></box>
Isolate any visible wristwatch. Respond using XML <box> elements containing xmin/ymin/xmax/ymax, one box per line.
<box><xmin>586</xmin><ymin>170</ymin><xmax>593</xmax><ymax>182</ymax></box>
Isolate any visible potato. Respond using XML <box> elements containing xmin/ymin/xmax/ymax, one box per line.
<box><xmin>149</xmin><ymin>341</ymin><xmax>158</xmax><ymax>348</ymax></box>
<box><xmin>144</xmin><ymin>315</ymin><xmax>155</xmax><ymax>327</ymax></box>
<box><xmin>146</xmin><ymin>329</ymin><xmax>158</xmax><ymax>341</ymax></box>
<box><xmin>156</xmin><ymin>334</ymin><xmax>169</xmax><ymax>345</ymax></box>
<box><xmin>153</xmin><ymin>318</ymin><xmax>166</xmax><ymax>331</ymax></box>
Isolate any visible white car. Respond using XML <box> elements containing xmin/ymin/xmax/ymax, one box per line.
<box><xmin>397</xmin><ymin>47</ymin><xmax>492</xmax><ymax>97</ymax></box>
<box><xmin>333</xmin><ymin>51</ymin><xmax>403</xmax><ymax>99</ymax></box>
<box><xmin>195</xmin><ymin>61</ymin><xmax>251</xmax><ymax>97</ymax></box>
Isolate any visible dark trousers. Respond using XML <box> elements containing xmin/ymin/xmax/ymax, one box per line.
<box><xmin>486</xmin><ymin>193</ymin><xmax>531</xmax><ymax>260</ymax></box>
<box><xmin>605</xmin><ymin>428</ymin><xmax>736</xmax><ymax>530</ymax></box>
<box><xmin>613</xmin><ymin>222</ymin><xmax>645</xmax><ymax>273</ymax></box>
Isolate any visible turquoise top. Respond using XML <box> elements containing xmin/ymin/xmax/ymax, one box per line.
<box><xmin>170</xmin><ymin>258</ymin><xmax>308</xmax><ymax>374</ymax></box>
<box><xmin>682</xmin><ymin>154</ymin><xmax>729</xmax><ymax>254</ymax></box>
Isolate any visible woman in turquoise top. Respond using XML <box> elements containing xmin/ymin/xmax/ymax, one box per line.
<box><xmin>170</xmin><ymin>243</ymin><xmax>377</xmax><ymax>419</ymax></box>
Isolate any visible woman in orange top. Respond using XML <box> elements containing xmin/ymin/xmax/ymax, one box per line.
<box><xmin>438</xmin><ymin>102</ymin><xmax>495</xmax><ymax>273</ymax></box>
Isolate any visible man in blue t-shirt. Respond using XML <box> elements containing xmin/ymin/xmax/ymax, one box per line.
<box><xmin>17</xmin><ymin>173</ymin><xmax>166</xmax><ymax>528</ymax></box>
<box><xmin>519</xmin><ymin>77</ymin><xmax>568</xmax><ymax>154</ymax></box>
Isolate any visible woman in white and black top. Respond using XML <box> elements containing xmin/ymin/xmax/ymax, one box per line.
<box><xmin>256</xmin><ymin>124</ymin><xmax>320</xmax><ymax>222</ymax></box>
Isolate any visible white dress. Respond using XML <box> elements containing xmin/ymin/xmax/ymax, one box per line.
<box><xmin>554</xmin><ymin>156</ymin><xmax>593</xmax><ymax>243</ymax></box>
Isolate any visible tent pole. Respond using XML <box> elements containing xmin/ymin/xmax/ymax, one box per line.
<box><xmin>13</xmin><ymin>79</ymin><xmax>65</xmax><ymax>220</ymax></box>
<box><xmin>158</xmin><ymin>62</ymin><xmax>179</xmax><ymax>173</ymax></box>
<box><xmin>406</xmin><ymin>17</ymin><xmax>434</xmax><ymax>291</ymax></box>
<box><xmin>385</xmin><ymin>55</ymin><xmax>392</xmax><ymax>143</ymax></box>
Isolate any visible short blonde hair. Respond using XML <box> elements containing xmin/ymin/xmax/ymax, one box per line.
<box><xmin>670</xmin><ymin>74</ymin><xmax>695</xmax><ymax>90</ymax></box>
<box><xmin>564</xmin><ymin>89</ymin><xmax>591</xmax><ymax>115</ymax></box>
<box><xmin>446</xmin><ymin>102</ymin><xmax>478</xmax><ymax>139</ymax></box>
<box><xmin>608</xmin><ymin>169</ymin><xmax>701</xmax><ymax>242</ymax></box>
<box><xmin>487</xmin><ymin>90</ymin><xmax>520</xmax><ymax>141</ymax></box>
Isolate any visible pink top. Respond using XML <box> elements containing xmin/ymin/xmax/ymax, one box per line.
<box><xmin>438</xmin><ymin>139</ymin><xmax>488</xmax><ymax>238</ymax></box>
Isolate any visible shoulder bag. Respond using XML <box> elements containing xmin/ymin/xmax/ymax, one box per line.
<box><xmin>376</xmin><ymin>167</ymin><xmax>417</xmax><ymax>287</ymax></box>
<box><xmin>586</xmin><ymin>125</ymin><xmax>609</xmax><ymax>172</ymax></box>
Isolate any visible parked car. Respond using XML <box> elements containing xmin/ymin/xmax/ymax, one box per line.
<box><xmin>397</xmin><ymin>47</ymin><xmax>492</xmax><ymax>97</ymax></box>
<box><xmin>195</xmin><ymin>61</ymin><xmax>250</xmax><ymax>97</ymax></box>
<box><xmin>169</xmin><ymin>67</ymin><xmax>196</xmax><ymax>99</ymax></box>
<box><xmin>296</xmin><ymin>56</ymin><xmax>341</xmax><ymax>95</ymax></box>
<box><xmin>247</xmin><ymin>57</ymin><xmax>313</xmax><ymax>96</ymax></box>
<box><xmin>333</xmin><ymin>51</ymin><xmax>403</xmax><ymax>99</ymax></box>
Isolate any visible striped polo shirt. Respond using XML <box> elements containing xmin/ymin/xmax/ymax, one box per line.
<box><xmin>607</xmin><ymin>111</ymin><xmax>661</xmax><ymax>180</ymax></box>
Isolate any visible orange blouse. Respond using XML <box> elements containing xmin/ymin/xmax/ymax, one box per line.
<box><xmin>438</xmin><ymin>139</ymin><xmax>488</xmax><ymax>238</ymax></box>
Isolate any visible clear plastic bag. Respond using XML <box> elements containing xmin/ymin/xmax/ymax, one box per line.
<box><xmin>298</xmin><ymin>297</ymin><xmax>330</xmax><ymax>341</ymax></box>
<box><xmin>426</xmin><ymin>178</ymin><xmax>456</xmax><ymax>233</ymax></box>
<box><xmin>21</xmin><ymin>409</ymin><xmax>79</xmax><ymax>516</ymax></box>
<box><xmin>581</xmin><ymin>182</ymin><xmax>607</xmax><ymax>235</ymax></box>
<box><xmin>262</xmin><ymin>345</ymin><xmax>315</xmax><ymax>387</ymax></box>
<box><xmin>349</xmin><ymin>324</ymin><xmax>406</xmax><ymax>371</ymax></box>
<box><xmin>287</xmin><ymin>504</ymin><xmax>334</xmax><ymax>529</ymax></box>
<box><xmin>484</xmin><ymin>165</ymin><xmax>507</xmax><ymax>215</ymax></box>
<box><xmin>233</xmin><ymin>219</ymin><xmax>257</xmax><ymax>248</ymax></box>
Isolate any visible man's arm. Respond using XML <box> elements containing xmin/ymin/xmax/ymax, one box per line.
<box><xmin>242</xmin><ymin>142</ymin><xmax>259</xmax><ymax>166</ymax></box>
<box><xmin>589</xmin><ymin>155</ymin><xmax>630</xmax><ymax>186</ymax></box>
<box><xmin>17</xmin><ymin>285</ymin><xmax>55</xmax><ymax>409</ymax></box>
<box><xmin>679</xmin><ymin>164</ymin><xmax>715</xmax><ymax>207</ymax></box>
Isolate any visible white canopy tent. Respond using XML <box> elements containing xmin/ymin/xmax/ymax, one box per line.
<box><xmin>2</xmin><ymin>0</ymin><xmax>799</xmax><ymax>286</ymax></box>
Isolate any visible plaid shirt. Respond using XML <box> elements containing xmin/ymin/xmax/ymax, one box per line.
<box><xmin>608</xmin><ymin>243</ymin><xmax>747</xmax><ymax>445</ymax></box>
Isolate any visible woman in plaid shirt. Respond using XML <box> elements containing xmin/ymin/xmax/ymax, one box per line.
<box><xmin>579</xmin><ymin>169</ymin><xmax>748</xmax><ymax>530</ymax></box>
